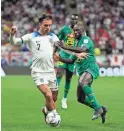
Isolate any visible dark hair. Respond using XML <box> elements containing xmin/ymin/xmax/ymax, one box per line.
<box><xmin>38</xmin><ymin>13</ymin><xmax>52</xmax><ymax>23</ymax></box>
<box><xmin>71</xmin><ymin>14</ymin><xmax>79</xmax><ymax>19</ymax></box>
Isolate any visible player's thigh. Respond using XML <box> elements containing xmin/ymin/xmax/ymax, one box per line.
<box><xmin>38</xmin><ymin>84</ymin><xmax>52</xmax><ymax>97</ymax></box>
<box><xmin>31</xmin><ymin>72</ymin><xmax>57</xmax><ymax>95</ymax></box>
<box><xmin>79</xmin><ymin>72</ymin><xmax>93</xmax><ymax>86</ymax></box>
<box><xmin>31</xmin><ymin>71</ymin><xmax>48</xmax><ymax>86</ymax></box>
<box><xmin>48</xmin><ymin>79</ymin><xmax>58</xmax><ymax>102</ymax></box>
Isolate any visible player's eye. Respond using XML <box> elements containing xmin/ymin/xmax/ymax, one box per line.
<box><xmin>44</xmin><ymin>24</ymin><xmax>51</xmax><ymax>27</ymax></box>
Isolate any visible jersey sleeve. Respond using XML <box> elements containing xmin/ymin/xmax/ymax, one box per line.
<box><xmin>52</xmin><ymin>34</ymin><xmax>59</xmax><ymax>43</ymax></box>
<box><xmin>21</xmin><ymin>34</ymin><xmax>31</xmax><ymax>44</ymax></box>
<box><xmin>81</xmin><ymin>38</ymin><xmax>93</xmax><ymax>50</ymax></box>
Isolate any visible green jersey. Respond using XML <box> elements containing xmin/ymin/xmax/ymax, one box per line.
<box><xmin>58</xmin><ymin>25</ymin><xmax>76</xmax><ymax>58</ymax></box>
<box><xmin>72</xmin><ymin>36</ymin><xmax>99</xmax><ymax>79</ymax></box>
<box><xmin>56</xmin><ymin>25</ymin><xmax>76</xmax><ymax>72</ymax></box>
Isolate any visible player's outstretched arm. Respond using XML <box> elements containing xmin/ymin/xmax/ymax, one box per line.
<box><xmin>9</xmin><ymin>26</ymin><xmax>24</xmax><ymax>45</ymax></box>
<box><xmin>55</xmin><ymin>41</ymin><xmax>88</xmax><ymax>53</ymax></box>
<box><xmin>53</xmin><ymin>53</ymin><xmax>75</xmax><ymax>64</ymax></box>
<box><xmin>74</xmin><ymin>52</ymin><xmax>89</xmax><ymax>59</ymax></box>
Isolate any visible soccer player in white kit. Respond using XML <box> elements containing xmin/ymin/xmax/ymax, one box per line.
<box><xmin>9</xmin><ymin>13</ymin><xmax>60</xmax><ymax>120</ymax></box>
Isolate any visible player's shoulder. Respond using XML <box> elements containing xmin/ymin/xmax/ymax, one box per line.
<box><xmin>81</xmin><ymin>36</ymin><xmax>94</xmax><ymax>45</ymax></box>
<box><xmin>61</xmin><ymin>25</ymin><xmax>70</xmax><ymax>30</ymax></box>
<box><xmin>48</xmin><ymin>32</ymin><xmax>58</xmax><ymax>38</ymax></box>
<box><xmin>82</xmin><ymin>35</ymin><xmax>92</xmax><ymax>41</ymax></box>
<box><xmin>48</xmin><ymin>32</ymin><xmax>59</xmax><ymax>41</ymax></box>
<box><xmin>48</xmin><ymin>32</ymin><xmax>57</xmax><ymax>37</ymax></box>
<box><xmin>30</xmin><ymin>31</ymin><xmax>41</xmax><ymax>38</ymax></box>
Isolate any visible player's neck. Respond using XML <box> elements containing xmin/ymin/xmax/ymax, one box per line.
<box><xmin>38</xmin><ymin>30</ymin><xmax>47</xmax><ymax>36</ymax></box>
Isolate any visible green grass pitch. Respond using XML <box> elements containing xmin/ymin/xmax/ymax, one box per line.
<box><xmin>1</xmin><ymin>75</ymin><xmax>124</xmax><ymax>131</ymax></box>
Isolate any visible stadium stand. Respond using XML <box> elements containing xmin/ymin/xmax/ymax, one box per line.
<box><xmin>1</xmin><ymin>0</ymin><xmax>124</xmax><ymax>71</ymax></box>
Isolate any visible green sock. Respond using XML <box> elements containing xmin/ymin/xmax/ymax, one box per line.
<box><xmin>83</xmin><ymin>85</ymin><xmax>101</xmax><ymax>109</ymax></box>
<box><xmin>57</xmin><ymin>77</ymin><xmax>62</xmax><ymax>87</ymax></box>
<box><xmin>64</xmin><ymin>81</ymin><xmax>71</xmax><ymax>98</ymax></box>
<box><xmin>84</xmin><ymin>96</ymin><xmax>94</xmax><ymax>109</ymax></box>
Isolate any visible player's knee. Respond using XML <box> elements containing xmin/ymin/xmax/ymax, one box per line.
<box><xmin>78</xmin><ymin>81</ymin><xmax>83</xmax><ymax>89</ymax></box>
<box><xmin>78</xmin><ymin>81</ymin><xmax>88</xmax><ymax>89</ymax></box>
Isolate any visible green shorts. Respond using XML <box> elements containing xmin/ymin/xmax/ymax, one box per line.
<box><xmin>79</xmin><ymin>64</ymin><xmax>99</xmax><ymax>79</ymax></box>
<box><xmin>55</xmin><ymin>61</ymin><xmax>75</xmax><ymax>72</ymax></box>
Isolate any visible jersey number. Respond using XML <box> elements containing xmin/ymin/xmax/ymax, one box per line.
<box><xmin>66</xmin><ymin>37</ymin><xmax>74</xmax><ymax>46</ymax></box>
<box><xmin>37</xmin><ymin>44</ymin><xmax>40</xmax><ymax>50</ymax></box>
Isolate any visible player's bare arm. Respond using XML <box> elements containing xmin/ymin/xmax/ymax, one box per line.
<box><xmin>53</xmin><ymin>53</ymin><xmax>75</xmax><ymax>64</ymax></box>
<box><xmin>55</xmin><ymin>41</ymin><xmax>88</xmax><ymax>53</ymax></box>
<box><xmin>74</xmin><ymin>52</ymin><xmax>88</xmax><ymax>59</ymax></box>
<box><xmin>9</xmin><ymin>26</ymin><xmax>23</xmax><ymax>45</ymax></box>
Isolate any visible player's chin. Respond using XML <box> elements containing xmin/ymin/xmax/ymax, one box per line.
<box><xmin>45</xmin><ymin>30</ymin><xmax>50</xmax><ymax>34</ymax></box>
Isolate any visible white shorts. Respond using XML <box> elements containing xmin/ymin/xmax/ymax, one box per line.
<box><xmin>31</xmin><ymin>71</ymin><xmax>58</xmax><ymax>91</ymax></box>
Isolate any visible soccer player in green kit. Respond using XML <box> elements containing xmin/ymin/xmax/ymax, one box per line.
<box><xmin>55</xmin><ymin>14</ymin><xmax>79</xmax><ymax>109</ymax></box>
<box><xmin>54</xmin><ymin>22</ymin><xmax>108</xmax><ymax>123</ymax></box>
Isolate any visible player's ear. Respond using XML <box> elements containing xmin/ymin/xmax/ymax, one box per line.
<box><xmin>39</xmin><ymin>22</ymin><xmax>42</xmax><ymax>28</ymax></box>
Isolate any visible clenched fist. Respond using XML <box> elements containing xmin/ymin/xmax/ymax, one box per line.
<box><xmin>10</xmin><ymin>26</ymin><xmax>17</xmax><ymax>36</ymax></box>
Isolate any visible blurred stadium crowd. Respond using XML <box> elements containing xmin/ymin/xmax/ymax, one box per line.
<box><xmin>1</xmin><ymin>0</ymin><xmax>124</xmax><ymax>68</ymax></box>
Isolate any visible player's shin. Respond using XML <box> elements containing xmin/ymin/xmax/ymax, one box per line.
<box><xmin>81</xmin><ymin>84</ymin><xmax>103</xmax><ymax>120</ymax></box>
<box><xmin>45</xmin><ymin>96</ymin><xmax>56</xmax><ymax>111</ymax></box>
<box><xmin>77</xmin><ymin>84</ymin><xmax>94</xmax><ymax>109</ymax></box>
<box><xmin>82</xmin><ymin>85</ymin><xmax>101</xmax><ymax>109</ymax></box>
<box><xmin>64</xmin><ymin>80</ymin><xmax>71</xmax><ymax>98</ymax></box>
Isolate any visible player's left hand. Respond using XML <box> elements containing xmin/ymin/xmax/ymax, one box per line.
<box><xmin>75</xmin><ymin>52</ymin><xmax>88</xmax><ymax>59</ymax></box>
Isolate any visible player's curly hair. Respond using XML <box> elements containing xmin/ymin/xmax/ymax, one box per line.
<box><xmin>38</xmin><ymin>13</ymin><xmax>52</xmax><ymax>23</ymax></box>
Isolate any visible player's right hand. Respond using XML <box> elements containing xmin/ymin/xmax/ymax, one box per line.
<box><xmin>10</xmin><ymin>26</ymin><xmax>17</xmax><ymax>36</ymax></box>
<box><xmin>75</xmin><ymin>52</ymin><xmax>89</xmax><ymax>59</ymax></box>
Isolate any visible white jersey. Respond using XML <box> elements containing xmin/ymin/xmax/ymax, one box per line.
<box><xmin>20</xmin><ymin>32</ymin><xmax>59</xmax><ymax>73</ymax></box>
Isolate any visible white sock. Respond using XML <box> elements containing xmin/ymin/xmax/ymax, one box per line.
<box><xmin>63</xmin><ymin>98</ymin><xmax>67</xmax><ymax>101</ymax></box>
<box><xmin>43</xmin><ymin>106</ymin><xmax>48</xmax><ymax>114</ymax></box>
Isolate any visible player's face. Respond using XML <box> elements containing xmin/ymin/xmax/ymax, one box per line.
<box><xmin>70</xmin><ymin>15</ymin><xmax>78</xmax><ymax>28</ymax></box>
<box><xmin>39</xmin><ymin>19</ymin><xmax>52</xmax><ymax>35</ymax></box>
<box><xmin>74</xmin><ymin>27</ymin><xmax>83</xmax><ymax>39</ymax></box>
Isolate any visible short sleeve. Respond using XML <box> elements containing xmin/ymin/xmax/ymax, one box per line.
<box><xmin>21</xmin><ymin>34</ymin><xmax>31</xmax><ymax>44</ymax></box>
<box><xmin>81</xmin><ymin>38</ymin><xmax>93</xmax><ymax>49</ymax></box>
<box><xmin>52</xmin><ymin>34</ymin><xmax>59</xmax><ymax>43</ymax></box>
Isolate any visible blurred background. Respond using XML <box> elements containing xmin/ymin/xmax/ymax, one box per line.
<box><xmin>1</xmin><ymin>0</ymin><xmax>124</xmax><ymax>76</ymax></box>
